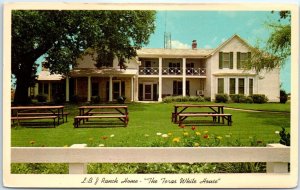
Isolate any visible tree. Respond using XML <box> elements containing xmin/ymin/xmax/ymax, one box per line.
<box><xmin>245</xmin><ymin>11</ymin><xmax>291</xmax><ymax>73</ymax></box>
<box><xmin>12</xmin><ymin>10</ymin><xmax>156</xmax><ymax>104</ymax></box>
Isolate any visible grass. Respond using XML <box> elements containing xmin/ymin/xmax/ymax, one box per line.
<box><xmin>11</xmin><ymin>102</ymin><xmax>290</xmax><ymax>147</ymax></box>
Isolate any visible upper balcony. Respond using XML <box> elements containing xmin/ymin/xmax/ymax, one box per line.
<box><xmin>139</xmin><ymin>67</ymin><xmax>206</xmax><ymax>76</ymax></box>
<box><xmin>138</xmin><ymin>58</ymin><xmax>207</xmax><ymax>77</ymax></box>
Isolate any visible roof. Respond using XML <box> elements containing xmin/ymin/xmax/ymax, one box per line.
<box><xmin>37</xmin><ymin>70</ymin><xmax>63</xmax><ymax>81</ymax></box>
<box><xmin>210</xmin><ymin>34</ymin><xmax>253</xmax><ymax>55</ymax></box>
<box><xmin>137</xmin><ymin>48</ymin><xmax>214</xmax><ymax>58</ymax></box>
<box><xmin>70</xmin><ymin>68</ymin><xmax>138</xmax><ymax>77</ymax></box>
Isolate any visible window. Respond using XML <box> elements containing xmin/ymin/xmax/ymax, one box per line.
<box><xmin>169</xmin><ymin>62</ymin><xmax>181</xmax><ymax>74</ymax></box>
<box><xmin>92</xmin><ymin>82</ymin><xmax>99</xmax><ymax>96</ymax></box>
<box><xmin>217</xmin><ymin>78</ymin><xmax>224</xmax><ymax>94</ymax></box>
<box><xmin>249</xmin><ymin>78</ymin><xmax>253</xmax><ymax>95</ymax></box>
<box><xmin>237</xmin><ymin>52</ymin><xmax>251</xmax><ymax>69</ymax></box>
<box><xmin>173</xmin><ymin>81</ymin><xmax>182</xmax><ymax>95</ymax></box>
<box><xmin>229</xmin><ymin>78</ymin><xmax>236</xmax><ymax>94</ymax></box>
<box><xmin>219</xmin><ymin>52</ymin><xmax>233</xmax><ymax>69</ymax></box>
<box><xmin>238</xmin><ymin>78</ymin><xmax>245</xmax><ymax>94</ymax></box>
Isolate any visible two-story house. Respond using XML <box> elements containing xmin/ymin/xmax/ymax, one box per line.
<box><xmin>30</xmin><ymin>34</ymin><xmax>280</xmax><ymax>102</ymax></box>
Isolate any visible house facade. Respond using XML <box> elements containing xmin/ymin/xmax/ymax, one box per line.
<box><xmin>31</xmin><ymin>34</ymin><xmax>280</xmax><ymax>102</ymax></box>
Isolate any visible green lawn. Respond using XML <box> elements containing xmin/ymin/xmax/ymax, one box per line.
<box><xmin>11</xmin><ymin>102</ymin><xmax>290</xmax><ymax>147</ymax></box>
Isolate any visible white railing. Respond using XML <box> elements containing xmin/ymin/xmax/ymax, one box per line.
<box><xmin>11</xmin><ymin>144</ymin><xmax>289</xmax><ymax>174</ymax></box>
<box><xmin>138</xmin><ymin>67</ymin><xmax>206</xmax><ymax>76</ymax></box>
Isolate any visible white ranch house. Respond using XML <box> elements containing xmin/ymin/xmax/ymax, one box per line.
<box><xmin>31</xmin><ymin>34</ymin><xmax>280</xmax><ymax>102</ymax></box>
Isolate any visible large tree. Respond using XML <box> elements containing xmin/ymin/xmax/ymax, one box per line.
<box><xmin>245</xmin><ymin>11</ymin><xmax>291</xmax><ymax>73</ymax></box>
<box><xmin>12</xmin><ymin>10</ymin><xmax>156</xmax><ymax>104</ymax></box>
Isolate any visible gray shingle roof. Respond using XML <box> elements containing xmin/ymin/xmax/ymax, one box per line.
<box><xmin>137</xmin><ymin>48</ymin><xmax>214</xmax><ymax>58</ymax></box>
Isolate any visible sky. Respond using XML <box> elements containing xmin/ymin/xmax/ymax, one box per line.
<box><xmin>144</xmin><ymin>11</ymin><xmax>291</xmax><ymax>93</ymax></box>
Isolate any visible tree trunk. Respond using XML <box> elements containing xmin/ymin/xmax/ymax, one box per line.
<box><xmin>13</xmin><ymin>58</ymin><xmax>35</xmax><ymax>105</ymax></box>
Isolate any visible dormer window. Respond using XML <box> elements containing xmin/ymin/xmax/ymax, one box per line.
<box><xmin>219</xmin><ymin>52</ymin><xmax>233</xmax><ymax>69</ymax></box>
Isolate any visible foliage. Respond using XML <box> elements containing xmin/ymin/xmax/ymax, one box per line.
<box><xmin>162</xmin><ymin>96</ymin><xmax>205</xmax><ymax>103</ymax></box>
<box><xmin>36</xmin><ymin>94</ymin><xmax>47</xmax><ymax>102</ymax></box>
<box><xmin>117</xmin><ymin>96</ymin><xmax>126</xmax><ymax>104</ymax></box>
<box><xmin>230</xmin><ymin>94</ymin><xmax>253</xmax><ymax>103</ymax></box>
<box><xmin>91</xmin><ymin>96</ymin><xmax>100</xmax><ymax>104</ymax></box>
<box><xmin>250</xmin><ymin>94</ymin><xmax>268</xmax><ymax>104</ymax></box>
<box><xmin>280</xmin><ymin>90</ymin><xmax>288</xmax><ymax>104</ymax></box>
<box><xmin>279</xmin><ymin>127</ymin><xmax>290</xmax><ymax>146</ymax></box>
<box><xmin>53</xmin><ymin>93</ymin><xmax>65</xmax><ymax>104</ymax></box>
<box><xmin>245</xmin><ymin>11</ymin><xmax>290</xmax><ymax>73</ymax></box>
<box><xmin>12</xmin><ymin>10</ymin><xmax>156</xmax><ymax>104</ymax></box>
<box><xmin>215</xmin><ymin>94</ymin><xmax>229</xmax><ymax>103</ymax></box>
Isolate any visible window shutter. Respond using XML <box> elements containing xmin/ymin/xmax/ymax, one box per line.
<box><xmin>230</xmin><ymin>52</ymin><xmax>233</xmax><ymax>69</ymax></box>
<box><xmin>219</xmin><ymin>52</ymin><xmax>223</xmax><ymax>69</ymax></box>
<box><xmin>121</xmin><ymin>81</ymin><xmax>125</xmax><ymax>96</ymax></box>
<box><xmin>237</xmin><ymin>52</ymin><xmax>241</xmax><ymax>69</ymax></box>
<box><xmin>247</xmin><ymin>52</ymin><xmax>251</xmax><ymax>63</ymax></box>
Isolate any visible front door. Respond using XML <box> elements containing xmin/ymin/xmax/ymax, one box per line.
<box><xmin>113</xmin><ymin>81</ymin><xmax>121</xmax><ymax>100</ymax></box>
<box><xmin>144</xmin><ymin>83</ymin><xmax>153</xmax><ymax>100</ymax></box>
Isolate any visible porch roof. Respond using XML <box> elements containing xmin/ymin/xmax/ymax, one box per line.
<box><xmin>37</xmin><ymin>70</ymin><xmax>64</xmax><ymax>81</ymax></box>
<box><xmin>137</xmin><ymin>48</ymin><xmax>214</xmax><ymax>58</ymax></box>
<box><xmin>70</xmin><ymin>68</ymin><xmax>138</xmax><ymax>77</ymax></box>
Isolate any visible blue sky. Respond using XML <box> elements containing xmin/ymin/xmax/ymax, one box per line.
<box><xmin>144</xmin><ymin>11</ymin><xmax>291</xmax><ymax>93</ymax></box>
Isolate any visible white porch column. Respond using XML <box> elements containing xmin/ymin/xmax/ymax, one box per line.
<box><xmin>245</xmin><ymin>77</ymin><xmax>249</xmax><ymax>95</ymax></box>
<box><xmin>87</xmin><ymin>76</ymin><xmax>91</xmax><ymax>102</ymax></box>
<box><xmin>65</xmin><ymin>77</ymin><xmax>70</xmax><ymax>102</ymax></box>
<box><xmin>135</xmin><ymin>76</ymin><xmax>139</xmax><ymax>101</ymax></box>
<box><xmin>182</xmin><ymin>58</ymin><xmax>186</xmax><ymax>97</ymax></box>
<box><xmin>158</xmin><ymin>57</ymin><xmax>163</xmax><ymax>102</ymax></box>
<box><xmin>48</xmin><ymin>82</ymin><xmax>51</xmax><ymax>101</ymax></box>
<box><xmin>131</xmin><ymin>76</ymin><xmax>134</xmax><ymax>101</ymax></box>
<box><xmin>109</xmin><ymin>75</ymin><xmax>113</xmax><ymax>102</ymax></box>
<box><xmin>235</xmin><ymin>78</ymin><xmax>238</xmax><ymax>94</ymax></box>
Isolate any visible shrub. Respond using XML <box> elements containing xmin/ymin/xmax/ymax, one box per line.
<box><xmin>204</xmin><ymin>97</ymin><xmax>211</xmax><ymax>102</ymax></box>
<box><xmin>230</xmin><ymin>94</ymin><xmax>247</xmax><ymax>103</ymax></box>
<box><xmin>91</xmin><ymin>96</ymin><xmax>100</xmax><ymax>104</ymax></box>
<box><xmin>70</xmin><ymin>95</ymin><xmax>79</xmax><ymax>103</ymax></box>
<box><xmin>279</xmin><ymin>127</ymin><xmax>290</xmax><ymax>146</ymax></box>
<box><xmin>36</xmin><ymin>94</ymin><xmax>47</xmax><ymax>102</ymax></box>
<box><xmin>244</xmin><ymin>96</ymin><xmax>254</xmax><ymax>103</ymax></box>
<box><xmin>250</xmin><ymin>94</ymin><xmax>268</xmax><ymax>104</ymax></box>
<box><xmin>215</xmin><ymin>94</ymin><xmax>229</xmax><ymax>103</ymax></box>
<box><xmin>280</xmin><ymin>90</ymin><xmax>288</xmax><ymax>104</ymax></box>
<box><xmin>53</xmin><ymin>93</ymin><xmax>65</xmax><ymax>104</ymax></box>
<box><xmin>162</xmin><ymin>96</ymin><xmax>205</xmax><ymax>103</ymax></box>
<box><xmin>117</xmin><ymin>96</ymin><xmax>126</xmax><ymax>104</ymax></box>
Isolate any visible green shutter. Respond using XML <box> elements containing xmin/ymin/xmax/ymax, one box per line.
<box><xmin>230</xmin><ymin>52</ymin><xmax>233</xmax><ymax>69</ymax></box>
<box><xmin>219</xmin><ymin>52</ymin><xmax>223</xmax><ymax>69</ymax></box>
<box><xmin>247</xmin><ymin>52</ymin><xmax>251</xmax><ymax>63</ymax></box>
<box><xmin>237</xmin><ymin>52</ymin><xmax>241</xmax><ymax>69</ymax></box>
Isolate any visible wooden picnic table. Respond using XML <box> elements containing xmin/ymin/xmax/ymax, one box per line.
<box><xmin>74</xmin><ymin>105</ymin><xmax>129</xmax><ymax>127</ymax></box>
<box><xmin>172</xmin><ymin>104</ymin><xmax>231</xmax><ymax>126</ymax></box>
<box><xmin>11</xmin><ymin>105</ymin><xmax>65</xmax><ymax>125</ymax></box>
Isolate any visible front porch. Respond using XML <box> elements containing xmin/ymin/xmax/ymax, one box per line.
<box><xmin>67</xmin><ymin>68</ymin><xmax>138</xmax><ymax>102</ymax></box>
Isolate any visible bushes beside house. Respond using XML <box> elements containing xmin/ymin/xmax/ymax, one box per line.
<box><xmin>36</xmin><ymin>94</ymin><xmax>47</xmax><ymax>102</ymax></box>
<box><xmin>162</xmin><ymin>96</ymin><xmax>205</xmax><ymax>103</ymax></box>
<box><xmin>215</xmin><ymin>94</ymin><xmax>268</xmax><ymax>104</ymax></box>
<box><xmin>280</xmin><ymin>90</ymin><xmax>288</xmax><ymax>104</ymax></box>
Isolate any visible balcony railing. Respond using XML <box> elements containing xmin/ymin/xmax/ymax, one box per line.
<box><xmin>139</xmin><ymin>67</ymin><xmax>206</xmax><ymax>76</ymax></box>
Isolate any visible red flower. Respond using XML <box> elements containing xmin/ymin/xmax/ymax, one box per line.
<box><xmin>203</xmin><ymin>134</ymin><xmax>209</xmax><ymax>139</ymax></box>
<box><xmin>179</xmin><ymin>125</ymin><xmax>185</xmax><ymax>129</ymax></box>
<box><xmin>191</xmin><ymin>126</ymin><xmax>196</xmax><ymax>130</ymax></box>
<box><xmin>101</xmin><ymin>136</ymin><xmax>108</xmax><ymax>140</ymax></box>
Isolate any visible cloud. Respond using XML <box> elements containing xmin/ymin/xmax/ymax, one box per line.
<box><xmin>204</xmin><ymin>44</ymin><xmax>212</xmax><ymax>48</ymax></box>
<box><xmin>221</xmin><ymin>38</ymin><xmax>227</xmax><ymax>43</ymax></box>
<box><xmin>171</xmin><ymin>40</ymin><xmax>190</xmax><ymax>49</ymax></box>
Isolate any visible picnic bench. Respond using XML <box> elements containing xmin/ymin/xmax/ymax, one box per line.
<box><xmin>74</xmin><ymin>105</ymin><xmax>129</xmax><ymax>128</ymax></box>
<box><xmin>11</xmin><ymin>105</ymin><xmax>65</xmax><ymax>127</ymax></box>
<box><xmin>172</xmin><ymin>104</ymin><xmax>232</xmax><ymax>126</ymax></box>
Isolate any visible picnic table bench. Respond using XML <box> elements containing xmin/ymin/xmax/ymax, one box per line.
<box><xmin>173</xmin><ymin>104</ymin><xmax>232</xmax><ymax>126</ymax></box>
<box><xmin>74</xmin><ymin>105</ymin><xmax>129</xmax><ymax>128</ymax></box>
<box><xmin>11</xmin><ymin>105</ymin><xmax>65</xmax><ymax>127</ymax></box>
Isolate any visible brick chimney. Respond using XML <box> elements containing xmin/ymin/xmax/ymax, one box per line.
<box><xmin>192</xmin><ymin>40</ymin><xmax>197</xmax><ymax>49</ymax></box>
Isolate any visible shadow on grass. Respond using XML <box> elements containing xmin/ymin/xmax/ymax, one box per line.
<box><xmin>74</xmin><ymin>120</ymin><xmax>126</xmax><ymax>128</ymax></box>
<box><xmin>12</xmin><ymin>121</ymin><xmax>56</xmax><ymax>128</ymax></box>
<box><xmin>176</xmin><ymin>119</ymin><xmax>232</xmax><ymax>127</ymax></box>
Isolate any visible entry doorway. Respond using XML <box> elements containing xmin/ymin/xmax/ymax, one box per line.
<box><xmin>140</xmin><ymin>83</ymin><xmax>157</xmax><ymax>101</ymax></box>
